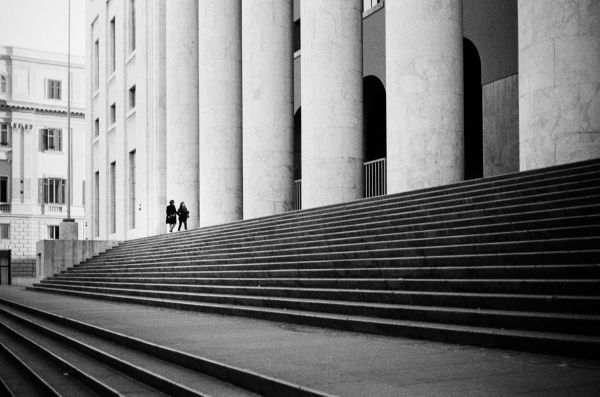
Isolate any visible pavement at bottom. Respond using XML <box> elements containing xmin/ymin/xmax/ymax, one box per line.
<box><xmin>0</xmin><ymin>286</ymin><xmax>599</xmax><ymax>397</ymax></box>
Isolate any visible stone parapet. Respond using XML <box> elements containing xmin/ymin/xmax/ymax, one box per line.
<box><xmin>35</xmin><ymin>240</ymin><xmax>120</xmax><ymax>283</ymax></box>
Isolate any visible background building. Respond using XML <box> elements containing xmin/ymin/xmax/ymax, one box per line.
<box><xmin>0</xmin><ymin>46</ymin><xmax>86</xmax><ymax>284</ymax></box>
<box><xmin>86</xmin><ymin>0</ymin><xmax>599</xmax><ymax>240</ymax></box>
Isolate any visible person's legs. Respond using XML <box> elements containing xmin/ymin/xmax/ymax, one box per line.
<box><xmin>184</xmin><ymin>219</ymin><xmax>187</xmax><ymax>230</ymax></box>
<box><xmin>169</xmin><ymin>223</ymin><xmax>174</xmax><ymax>232</ymax></box>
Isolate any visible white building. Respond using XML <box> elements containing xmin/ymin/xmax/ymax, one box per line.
<box><xmin>87</xmin><ymin>0</ymin><xmax>600</xmax><ymax>241</ymax></box>
<box><xmin>0</xmin><ymin>46</ymin><xmax>86</xmax><ymax>284</ymax></box>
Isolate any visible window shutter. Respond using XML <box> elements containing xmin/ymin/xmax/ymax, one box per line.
<box><xmin>58</xmin><ymin>129</ymin><xmax>63</xmax><ymax>151</ymax></box>
<box><xmin>38</xmin><ymin>178</ymin><xmax>43</xmax><ymax>204</ymax></box>
<box><xmin>39</xmin><ymin>129</ymin><xmax>45</xmax><ymax>151</ymax></box>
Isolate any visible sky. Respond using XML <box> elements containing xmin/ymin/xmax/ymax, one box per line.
<box><xmin>0</xmin><ymin>0</ymin><xmax>85</xmax><ymax>56</ymax></box>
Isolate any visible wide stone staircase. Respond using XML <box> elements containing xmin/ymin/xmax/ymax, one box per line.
<box><xmin>31</xmin><ymin>159</ymin><xmax>600</xmax><ymax>358</ymax></box>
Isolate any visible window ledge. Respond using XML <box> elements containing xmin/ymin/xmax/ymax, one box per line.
<box><xmin>126</xmin><ymin>108</ymin><xmax>136</xmax><ymax>119</ymax></box>
<box><xmin>92</xmin><ymin>89</ymin><xmax>100</xmax><ymax>100</ymax></box>
<box><xmin>107</xmin><ymin>125</ymin><xmax>117</xmax><ymax>134</ymax></box>
<box><xmin>107</xmin><ymin>72</ymin><xmax>116</xmax><ymax>84</ymax></box>
<box><xmin>294</xmin><ymin>49</ymin><xmax>301</xmax><ymax>59</ymax></box>
<box><xmin>42</xmin><ymin>150</ymin><xmax>64</xmax><ymax>155</ymax></box>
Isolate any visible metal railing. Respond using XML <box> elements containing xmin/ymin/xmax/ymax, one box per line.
<box><xmin>0</xmin><ymin>203</ymin><xmax>10</xmax><ymax>213</ymax></box>
<box><xmin>293</xmin><ymin>179</ymin><xmax>302</xmax><ymax>210</ymax></box>
<box><xmin>364</xmin><ymin>157</ymin><xmax>386</xmax><ymax>198</ymax></box>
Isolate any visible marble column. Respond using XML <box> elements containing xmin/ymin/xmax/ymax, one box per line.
<box><xmin>198</xmin><ymin>0</ymin><xmax>242</xmax><ymax>226</ymax></box>
<box><xmin>386</xmin><ymin>0</ymin><xmax>464</xmax><ymax>193</ymax></box>
<box><xmin>242</xmin><ymin>0</ymin><xmax>294</xmax><ymax>219</ymax></box>
<box><xmin>519</xmin><ymin>0</ymin><xmax>600</xmax><ymax>170</ymax></box>
<box><xmin>301</xmin><ymin>0</ymin><xmax>364</xmax><ymax>209</ymax></box>
<box><xmin>165</xmin><ymin>0</ymin><xmax>199</xmax><ymax>228</ymax></box>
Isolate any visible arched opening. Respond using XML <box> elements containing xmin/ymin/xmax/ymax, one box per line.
<box><xmin>293</xmin><ymin>108</ymin><xmax>301</xmax><ymax>209</ymax></box>
<box><xmin>363</xmin><ymin>75</ymin><xmax>386</xmax><ymax>197</ymax></box>
<box><xmin>463</xmin><ymin>38</ymin><xmax>483</xmax><ymax>180</ymax></box>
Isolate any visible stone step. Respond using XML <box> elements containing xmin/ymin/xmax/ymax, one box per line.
<box><xmin>65</xmin><ymin>252</ymin><xmax>600</xmax><ymax>276</ymax></box>
<box><xmin>26</xmin><ymin>285</ymin><xmax>600</xmax><ymax>359</ymax></box>
<box><xmin>82</xmin><ymin>225</ymin><xmax>600</xmax><ymax>266</ymax></box>
<box><xmin>111</xmin><ymin>160</ymin><xmax>600</xmax><ymax>250</ymax></box>
<box><xmin>0</xmin><ymin>298</ymin><xmax>328</xmax><ymax>397</ymax></box>
<box><xmin>34</xmin><ymin>282</ymin><xmax>600</xmax><ymax>316</ymax></box>
<box><xmin>73</xmin><ymin>237</ymin><xmax>600</xmax><ymax>270</ymax></box>
<box><xmin>52</xmin><ymin>264</ymin><xmax>600</xmax><ymax>280</ymax></box>
<box><xmin>111</xmin><ymin>178</ymin><xmax>600</xmax><ymax>253</ymax></box>
<box><xmin>88</xmin><ymin>212</ymin><xmax>600</xmax><ymax>262</ymax></box>
<box><xmin>42</xmin><ymin>277</ymin><xmax>600</xmax><ymax>295</ymax></box>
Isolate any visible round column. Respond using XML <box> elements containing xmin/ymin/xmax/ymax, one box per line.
<box><xmin>166</xmin><ymin>0</ymin><xmax>199</xmax><ymax>228</ymax></box>
<box><xmin>301</xmin><ymin>0</ymin><xmax>364</xmax><ymax>209</ymax></box>
<box><xmin>198</xmin><ymin>0</ymin><xmax>242</xmax><ymax>226</ymax></box>
<box><xmin>386</xmin><ymin>0</ymin><xmax>464</xmax><ymax>193</ymax></box>
<box><xmin>242</xmin><ymin>0</ymin><xmax>294</xmax><ymax>219</ymax></box>
<box><xmin>519</xmin><ymin>0</ymin><xmax>600</xmax><ymax>170</ymax></box>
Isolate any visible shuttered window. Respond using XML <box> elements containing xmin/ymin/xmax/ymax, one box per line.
<box><xmin>40</xmin><ymin>129</ymin><xmax>63</xmax><ymax>151</ymax></box>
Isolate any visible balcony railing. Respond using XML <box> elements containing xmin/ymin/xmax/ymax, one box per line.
<box><xmin>42</xmin><ymin>204</ymin><xmax>64</xmax><ymax>215</ymax></box>
<box><xmin>364</xmin><ymin>157</ymin><xmax>386</xmax><ymax>198</ymax></box>
<box><xmin>293</xmin><ymin>179</ymin><xmax>302</xmax><ymax>210</ymax></box>
<box><xmin>0</xmin><ymin>203</ymin><xmax>10</xmax><ymax>213</ymax></box>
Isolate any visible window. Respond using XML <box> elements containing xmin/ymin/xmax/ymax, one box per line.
<box><xmin>129</xmin><ymin>0</ymin><xmax>136</xmax><ymax>53</ymax></box>
<box><xmin>0</xmin><ymin>224</ymin><xmax>9</xmax><ymax>239</ymax></box>
<box><xmin>42</xmin><ymin>178</ymin><xmax>66</xmax><ymax>204</ymax></box>
<box><xmin>109</xmin><ymin>17</ymin><xmax>116</xmax><ymax>73</ymax></box>
<box><xmin>93</xmin><ymin>39</ymin><xmax>100</xmax><ymax>91</ymax></box>
<box><xmin>41</xmin><ymin>128</ymin><xmax>63</xmax><ymax>151</ymax></box>
<box><xmin>129</xmin><ymin>150</ymin><xmax>136</xmax><ymax>229</ymax></box>
<box><xmin>94</xmin><ymin>118</ymin><xmax>100</xmax><ymax>137</ymax></box>
<box><xmin>0</xmin><ymin>176</ymin><xmax>8</xmax><ymax>203</ymax></box>
<box><xmin>110</xmin><ymin>103</ymin><xmax>116</xmax><ymax>125</ymax></box>
<box><xmin>110</xmin><ymin>162</ymin><xmax>116</xmax><ymax>233</ymax></box>
<box><xmin>48</xmin><ymin>225</ymin><xmax>60</xmax><ymax>240</ymax></box>
<box><xmin>0</xmin><ymin>124</ymin><xmax>9</xmax><ymax>146</ymax></box>
<box><xmin>293</xmin><ymin>20</ymin><xmax>301</xmax><ymax>52</ymax></box>
<box><xmin>128</xmin><ymin>85</ymin><xmax>136</xmax><ymax>110</ymax></box>
<box><xmin>364</xmin><ymin>0</ymin><xmax>382</xmax><ymax>10</ymax></box>
<box><xmin>0</xmin><ymin>75</ymin><xmax>6</xmax><ymax>94</ymax></box>
<box><xmin>94</xmin><ymin>171</ymin><xmax>100</xmax><ymax>237</ymax></box>
<box><xmin>47</xmin><ymin>79</ymin><xmax>62</xmax><ymax>100</ymax></box>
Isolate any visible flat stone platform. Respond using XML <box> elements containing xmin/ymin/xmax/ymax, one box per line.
<box><xmin>1</xmin><ymin>286</ymin><xmax>599</xmax><ymax>396</ymax></box>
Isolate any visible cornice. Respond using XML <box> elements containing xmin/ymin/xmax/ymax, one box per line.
<box><xmin>0</xmin><ymin>101</ymin><xmax>85</xmax><ymax>118</ymax></box>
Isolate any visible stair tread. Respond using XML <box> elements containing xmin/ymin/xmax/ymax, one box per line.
<box><xmin>35</xmin><ymin>282</ymin><xmax>600</xmax><ymax>317</ymax></box>
<box><xmin>28</xmin><ymin>285</ymin><xmax>600</xmax><ymax>344</ymax></box>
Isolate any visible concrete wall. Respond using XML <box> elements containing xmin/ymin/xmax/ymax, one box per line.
<box><xmin>35</xmin><ymin>239</ymin><xmax>120</xmax><ymax>282</ymax></box>
<box><xmin>483</xmin><ymin>74</ymin><xmax>519</xmax><ymax>176</ymax></box>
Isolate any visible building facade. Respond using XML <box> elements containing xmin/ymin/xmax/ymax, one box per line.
<box><xmin>86</xmin><ymin>0</ymin><xmax>600</xmax><ymax>240</ymax></box>
<box><xmin>0</xmin><ymin>46</ymin><xmax>86</xmax><ymax>284</ymax></box>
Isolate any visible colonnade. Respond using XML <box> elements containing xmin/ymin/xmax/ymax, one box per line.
<box><xmin>165</xmin><ymin>0</ymin><xmax>599</xmax><ymax>227</ymax></box>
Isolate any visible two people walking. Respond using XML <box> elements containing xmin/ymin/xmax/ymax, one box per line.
<box><xmin>166</xmin><ymin>200</ymin><xmax>189</xmax><ymax>232</ymax></box>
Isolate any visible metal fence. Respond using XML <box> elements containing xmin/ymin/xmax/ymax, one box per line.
<box><xmin>364</xmin><ymin>157</ymin><xmax>386</xmax><ymax>198</ymax></box>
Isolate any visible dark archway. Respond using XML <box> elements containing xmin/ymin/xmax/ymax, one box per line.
<box><xmin>363</xmin><ymin>76</ymin><xmax>386</xmax><ymax>162</ymax></box>
<box><xmin>463</xmin><ymin>38</ymin><xmax>483</xmax><ymax>180</ymax></box>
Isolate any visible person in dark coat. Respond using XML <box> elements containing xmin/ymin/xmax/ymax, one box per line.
<box><xmin>177</xmin><ymin>202</ymin><xmax>189</xmax><ymax>231</ymax></box>
<box><xmin>166</xmin><ymin>200</ymin><xmax>177</xmax><ymax>232</ymax></box>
